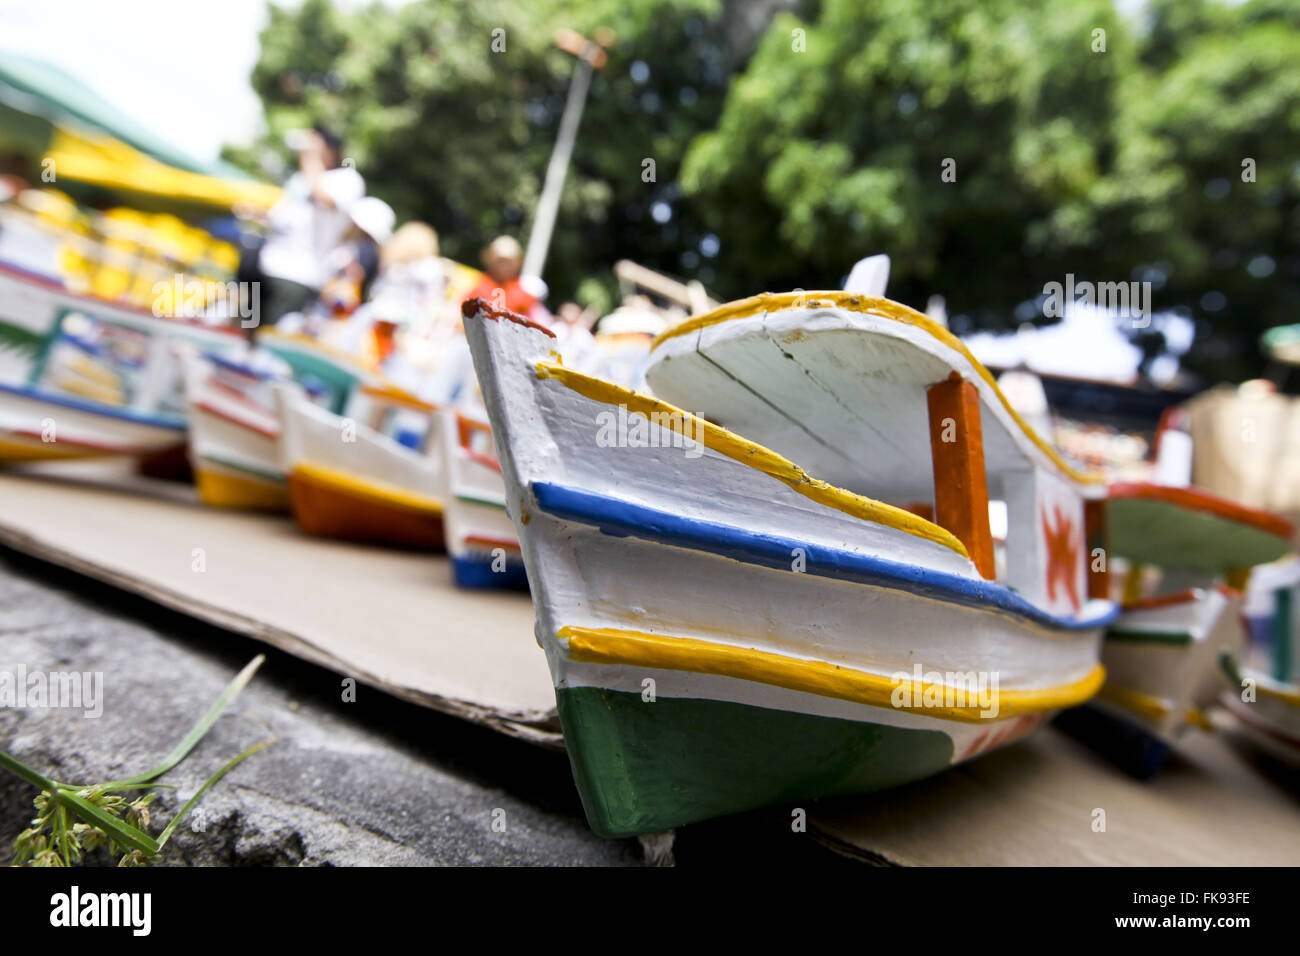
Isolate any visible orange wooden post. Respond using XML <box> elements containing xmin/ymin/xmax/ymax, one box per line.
<box><xmin>1084</xmin><ymin>498</ymin><xmax>1110</xmax><ymax>600</ymax></box>
<box><xmin>1225</xmin><ymin>567</ymin><xmax>1252</xmax><ymax>592</ymax></box>
<box><xmin>926</xmin><ymin>372</ymin><xmax>995</xmax><ymax>580</ymax></box>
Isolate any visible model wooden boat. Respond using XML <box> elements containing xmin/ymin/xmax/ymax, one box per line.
<box><xmin>184</xmin><ymin>354</ymin><xmax>296</xmax><ymax>510</ymax></box>
<box><xmin>465</xmin><ymin>294</ymin><xmax>1116</xmax><ymax>837</ymax></box>
<box><xmin>183</xmin><ymin>327</ymin><xmax>375</xmax><ymax>512</ymax></box>
<box><xmin>1219</xmin><ymin>561</ymin><xmax>1300</xmax><ymax>762</ymax></box>
<box><xmin>1057</xmin><ymin>482</ymin><xmax>1292</xmax><ymax>774</ymax></box>
<box><xmin>438</xmin><ymin>407</ymin><xmax>525</xmax><ymax>588</ymax></box>
<box><xmin>0</xmin><ymin>292</ymin><xmax>240</xmax><ymax>465</ymax></box>
<box><xmin>274</xmin><ymin>376</ymin><xmax>448</xmax><ymax>549</ymax></box>
<box><xmin>1219</xmin><ymin>659</ymin><xmax>1300</xmax><ymax>763</ymax></box>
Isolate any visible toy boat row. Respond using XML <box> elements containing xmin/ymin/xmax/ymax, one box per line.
<box><xmin>464</xmin><ymin>294</ymin><xmax>1122</xmax><ymax>836</ymax></box>
<box><xmin>1219</xmin><ymin>558</ymin><xmax>1300</xmax><ymax>762</ymax></box>
<box><xmin>0</xmin><ymin>273</ymin><xmax>243</xmax><ymax>465</ymax></box>
<box><xmin>1073</xmin><ymin>483</ymin><xmax>1293</xmax><ymax>774</ymax></box>
<box><xmin>183</xmin><ymin>330</ymin><xmax>525</xmax><ymax>586</ymax></box>
<box><xmin>0</xmin><ymin>263</ymin><xmax>527</xmax><ymax>590</ymax></box>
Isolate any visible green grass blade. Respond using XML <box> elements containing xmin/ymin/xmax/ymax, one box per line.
<box><xmin>52</xmin><ymin>804</ymin><xmax>71</xmax><ymax>865</ymax></box>
<box><xmin>56</xmin><ymin>791</ymin><xmax>159</xmax><ymax>856</ymax></box>
<box><xmin>0</xmin><ymin>750</ymin><xmax>60</xmax><ymax>792</ymax></box>
<box><xmin>102</xmin><ymin>654</ymin><xmax>266</xmax><ymax>788</ymax></box>
<box><xmin>156</xmin><ymin>737</ymin><xmax>275</xmax><ymax>849</ymax></box>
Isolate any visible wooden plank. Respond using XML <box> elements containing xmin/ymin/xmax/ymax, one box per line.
<box><xmin>926</xmin><ymin>374</ymin><xmax>995</xmax><ymax>579</ymax></box>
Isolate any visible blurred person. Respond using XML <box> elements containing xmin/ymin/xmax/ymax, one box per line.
<box><xmin>589</xmin><ymin>295</ymin><xmax>668</xmax><ymax>390</ymax></box>
<box><xmin>463</xmin><ymin>235</ymin><xmax>547</xmax><ymax>323</ymax></box>
<box><xmin>241</xmin><ymin>124</ymin><xmax>365</xmax><ymax>325</ymax></box>
<box><xmin>370</xmin><ymin>222</ymin><xmax>447</xmax><ymax>325</ymax></box>
<box><xmin>315</xmin><ymin>196</ymin><xmax>394</xmax><ymax>320</ymax></box>
<box><xmin>551</xmin><ymin>300</ymin><xmax>599</xmax><ymax>371</ymax></box>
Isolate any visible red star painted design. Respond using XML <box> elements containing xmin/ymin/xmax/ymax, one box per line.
<box><xmin>1042</xmin><ymin>504</ymin><xmax>1081</xmax><ymax>613</ymax></box>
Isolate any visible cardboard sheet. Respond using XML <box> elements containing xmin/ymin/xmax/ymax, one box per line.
<box><xmin>810</xmin><ymin>719</ymin><xmax>1300</xmax><ymax>865</ymax></box>
<box><xmin>0</xmin><ymin>460</ymin><xmax>561</xmax><ymax>745</ymax></box>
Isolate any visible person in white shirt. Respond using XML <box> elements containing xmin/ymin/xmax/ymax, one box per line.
<box><xmin>252</xmin><ymin>125</ymin><xmax>364</xmax><ymax>325</ymax></box>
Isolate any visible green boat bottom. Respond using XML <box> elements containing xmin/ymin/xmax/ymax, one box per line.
<box><xmin>557</xmin><ymin>685</ymin><xmax>957</xmax><ymax>837</ymax></box>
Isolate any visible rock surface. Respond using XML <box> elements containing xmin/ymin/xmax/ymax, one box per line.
<box><xmin>0</xmin><ymin>549</ymin><xmax>850</xmax><ymax>867</ymax></box>
<box><xmin>0</xmin><ymin>550</ymin><xmax>639</xmax><ymax>866</ymax></box>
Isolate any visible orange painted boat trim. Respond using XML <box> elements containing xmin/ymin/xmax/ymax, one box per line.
<box><xmin>287</xmin><ymin>464</ymin><xmax>445</xmax><ymax>550</ymax></box>
<box><xmin>462</xmin><ymin>534</ymin><xmax>520</xmax><ymax>552</ymax></box>
<box><xmin>1108</xmin><ymin>482</ymin><xmax>1294</xmax><ymax>541</ymax></box>
<box><xmin>1120</xmin><ymin>589</ymin><xmax>1200</xmax><ymax>611</ymax></box>
<box><xmin>358</xmin><ymin>382</ymin><xmax>438</xmax><ymax>413</ymax></box>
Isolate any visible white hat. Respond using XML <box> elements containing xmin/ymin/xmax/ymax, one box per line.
<box><xmin>349</xmin><ymin>197</ymin><xmax>396</xmax><ymax>244</ymax></box>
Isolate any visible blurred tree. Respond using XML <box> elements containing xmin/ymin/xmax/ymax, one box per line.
<box><xmin>683</xmin><ymin>0</ymin><xmax>1300</xmax><ymax>382</ymax></box>
<box><xmin>1117</xmin><ymin>0</ymin><xmax>1300</xmax><ymax>380</ymax></box>
<box><xmin>225</xmin><ymin>0</ymin><xmax>759</xmax><ymax>313</ymax></box>
<box><xmin>228</xmin><ymin>0</ymin><xmax>1300</xmax><ymax>382</ymax></box>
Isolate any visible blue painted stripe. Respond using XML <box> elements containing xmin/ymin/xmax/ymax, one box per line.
<box><xmin>205</xmin><ymin>352</ymin><xmax>328</xmax><ymax>398</ymax></box>
<box><xmin>206</xmin><ymin>352</ymin><xmax>278</xmax><ymax>382</ymax></box>
<box><xmin>451</xmin><ymin>554</ymin><xmax>528</xmax><ymax>590</ymax></box>
<box><xmin>0</xmin><ymin>382</ymin><xmax>186</xmax><ymax>429</ymax></box>
<box><xmin>530</xmin><ymin>481</ymin><xmax>1117</xmax><ymax>633</ymax></box>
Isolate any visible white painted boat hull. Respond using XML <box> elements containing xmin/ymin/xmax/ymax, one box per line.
<box><xmin>183</xmin><ymin>358</ymin><xmax>290</xmax><ymax>510</ymax></box>
<box><xmin>275</xmin><ymin>386</ymin><xmax>448</xmax><ymax>548</ymax></box>
<box><xmin>438</xmin><ymin>408</ymin><xmax>524</xmax><ymax>589</ymax></box>
<box><xmin>1221</xmin><ymin>667</ymin><xmax>1300</xmax><ymax>764</ymax></box>
<box><xmin>0</xmin><ymin>384</ymin><xmax>184</xmax><ymax>462</ymax></box>
<box><xmin>1095</xmin><ymin>588</ymin><xmax>1244</xmax><ymax>743</ymax></box>
<box><xmin>464</xmin><ymin>300</ymin><xmax>1113</xmax><ymax>836</ymax></box>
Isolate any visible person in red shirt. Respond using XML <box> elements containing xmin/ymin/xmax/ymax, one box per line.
<box><xmin>463</xmin><ymin>235</ymin><xmax>546</xmax><ymax>321</ymax></box>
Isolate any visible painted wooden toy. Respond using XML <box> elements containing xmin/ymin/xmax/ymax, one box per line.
<box><xmin>1220</xmin><ymin>560</ymin><xmax>1300</xmax><ymax>763</ymax></box>
<box><xmin>274</xmin><ymin>373</ymin><xmax>448</xmax><ymax>549</ymax></box>
<box><xmin>183</xmin><ymin>353</ymin><xmax>318</xmax><ymax>511</ymax></box>
<box><xmin>0</xmin><ymin>299</ymin><xmax>240</xmax><ymax>465</ymax></box>
<box><xmin>1069</xmin><ymin>482</ymin><xmax>1295</xmax><ymax>774</ymax></box>
<box><xmin>438</xmin><ymin>407</ymin><xmax>526</xmax><ymax>589</ymax></box>
<box><xmin>465</xmin><ymin>294</ymin><xmax>1117</xmax><ymax>837</ymax></box>
<box><xmin>183</xmin><ymin>326</ymin><xmax>378</xmax><ymax>512</ymax></box>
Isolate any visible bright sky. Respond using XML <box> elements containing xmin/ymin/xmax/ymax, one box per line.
<box><xmin>0</xmin><ymin>0</ymin><xmax>272</xmax><ymax>162</ymax></box>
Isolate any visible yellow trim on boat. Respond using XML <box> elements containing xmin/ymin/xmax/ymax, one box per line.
<box><xmin>535</xmin><ymin>360</ymin><xmax>971</xmax><ymax>559</ymax></box>
<box><xmin>1096</xmin><ymin>683</ymin><xmax>1173</xmax><ymax>721</ymax></box>
<box><xmin>358</xmin><ymin>382</ymin><xmax>438</xmax><ymax>413</ymax></box>
<box><xmin>291</xmin><ymin>461</ymin><xmax>444</xmax><ymax>515</ymax></box>
<box><xmin>195</xmin><ymin>467</ymin><xmax>289</xmax><ymax>511</ymax></box>
<box><xmin>55</xmin><ymin>376</ymin><xmax>126</xmax><ymax>405</ymax></box>
<box><xmin>1255</xmin><ymin>679</ymin><xmax>1300</xmax><ymax>708</ymax></box>
<box><xmin>0</xmin><ymin>436</ymin><xmax>103</xmax><ymax>462</ymax></box>
<box><xmin>559</xmin><ymin>625</ymin><xmax>1104</xmax><ymax>723</ymax></box>
<box><xmin>654</xmin><ymin>291</ymin><xmax>1103</xmax><ymax>486</ymax></box>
